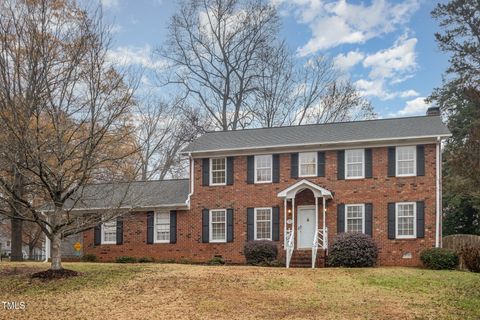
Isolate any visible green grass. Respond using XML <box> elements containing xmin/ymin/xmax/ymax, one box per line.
<box><xmin>0</xmin><ymin>262</ymin><xmax>479</xmax><ymax>320</ymax></box>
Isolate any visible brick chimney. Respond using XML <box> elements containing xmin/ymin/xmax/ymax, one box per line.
<box><xmin>426</xmin><ymin>106</ymin><xmax>440</xmax><ymax>116</ymax></box>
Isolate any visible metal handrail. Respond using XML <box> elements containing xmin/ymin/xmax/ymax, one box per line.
<box><xmin>285</xmin><ymin>229</ymin><xmax>294</xmax><ymax>268</ymax></box>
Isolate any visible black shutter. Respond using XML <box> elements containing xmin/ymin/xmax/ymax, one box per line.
<box><xmin>291</xmin><ymin>153</ymin><xmax>298</xmax><ymax>179</ymax></box>
<box><xmin>388</xmin><ymin>147</ymin><xmax>396</xmax><ymax>177</ymax></box>
<box><xmin>94</xmin><ymin>224</ymin><xmax>101</xmax><ymax>246</ymax></box>
<box><xmin>388</xmin><ymin>203</ymin><xmax>396</xmax><ymax>239</ymax></box>
<box><xmin>365</xmin><ymin>203</ymin><xmax>373</xmax><ymax>236</ymax></box>
<box><xmin>170</xmin><ymin>210</ymin><xmax>177</xmax><ymax>244</ymax></box>
<box><xmin>247</xmin><ymin>156</ymin><xmax>254</xmax><ymax>184</ymax></box>
<box><xmin>227</xmin><ymin>209</ymin><xmax>234</xmax><ymax>242</ymax></box>
<box><xmin>202</xmin><ymin>158</ymin><xmax>209</xmax><ymax>186</ymax></box>
<box><xmin>247</xmin><ymin>208</ymin><xmax>254</xmax><ymax>241</ymax></box>
<box><xmin>337</xmin><ymin>204</ymin><xmax>345</xmax><ymax>233</ymax></box>
<box><xmin>226</xmin><ymin>157</ymin><xmax>234</xmax><ymax>185</ymax></box>
<box><xmin>416</xmin><ymin>145</ymin><xmax>425</xmax><ymax>176</ymax></box>
<box><xmin>272</xmin><ymin>207</ymin><xmax>280</xmax><ymax>241</ymax></box>
<box><xmin>317</xmin><ymin>151</ymin><xmax>325</xmax><ymax>177</ymax></box>
<box><xmin>202</xmin><ymin>209</ymin><xmax>209</xmax><ymax>243</ymax></box>
<box><xmin>147</xmin><ymin>211</ymin><xmax>154</xmax><ymax>244</ymax></box>
<box><xmin>337</xmin><ymin>150</ymin><xmax>345</xmax><ymax>180</ymax></box>
<box><xmin>365</xmin><ymin>148</ymin><xmax>373</xmax><ymax>178</ymax></box>
<box><xmin>272</xmin><ymin>154</ymin><xmax>280</xmax><ymax>183</ymax></box>
<box><xmin>416</xmin><ymin>201</ymin><xmax>425</xmax><ymax>238</ymax></box>
<box><xmin>116</xmin><ymin>216</ymin><xmax>123</xmax><ymax>245</ymax></box>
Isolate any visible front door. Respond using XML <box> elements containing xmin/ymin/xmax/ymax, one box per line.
<box><xmin>297</xmin><ymin>206</ymin><xmax>316</xmax><ymax>249</ymax></box>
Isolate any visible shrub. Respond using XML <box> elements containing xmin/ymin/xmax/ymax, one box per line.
<box><xmin>207</xmin><ymin>256</ymin><xmax>225</xmax><ymax>265</ymax></box>
<box><xmin>159</xmin><ymin>259</ymin><xmax>176</xmax><ymax>264</ymax></box>
<box><xmin>138</xmin><ymin>256</ymin><xmax>155</xmax><ymax>263</ymax></box>
<box><xmin>327</xmin><ymin>233</ymin><xmax>378</xmax><ymax>267</ymax></box>
<box><xmin>115</xmin><ymin>256</ymin><xmax>137</xmax><ymax>263</ymax></box>
<box><xmin>244</xmin><ymin>240</ymin><xmax>278</xmax><ymax>265</ymax></box>
<box><xmin>420</xmin><ymin>248</ymin><xmax>459</xmax><ymax>270</ymax></box>
<box><xmin>81</xmin><ymin>253</ymin><xmax>97</xmax><ymax>262</ymax></box>
<box><xmin>460</xmin><ymin>245</ymin><xmax>480</xmax><ymax>273</ymax></box>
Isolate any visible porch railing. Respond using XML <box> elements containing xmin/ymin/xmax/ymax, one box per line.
<box><xmin>312</xmin><ymin>227</ymin><xmax>328</xmax><ymax>268</ymax></box>
<box><xmin>285</xmin><ymin>228</ymin><xmax>294</xmax><ymax>268</ymax></box>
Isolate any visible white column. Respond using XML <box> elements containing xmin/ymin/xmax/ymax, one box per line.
<box><xmin>322</xmin><ymin>197</ymin><xmax>326</xmax><ymax>249</ymax></box>
<box><xmin>284</xmin><ymin>198</ymin><xmax>287</xmax><ymax>247</ymax></box>
<box><xmin>292</xmin><ymin>197</ymin><xmax>295</xmax><ymax>249</ymax></box>
<box><xmin>315</xmin><ymin>196</ymin><xmax>319</xmax><ymax>232</ymax></box>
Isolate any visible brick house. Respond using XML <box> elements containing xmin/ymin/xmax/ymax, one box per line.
<box><xmin>80</xmin><ymin>109</ymin><xmax>450</xmax><ymax>267</ymax></box>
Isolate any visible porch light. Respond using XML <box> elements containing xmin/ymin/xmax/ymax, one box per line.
<box><xmin>287</xmin><ymin>208</ymin><xmax>292</xmax><ymax>214</ymax></box>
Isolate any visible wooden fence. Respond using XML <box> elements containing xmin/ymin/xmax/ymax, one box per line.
<box><xmin>443</xmin><ymin>234</ymin><xmax>480</xmax><ymax>269</ymax></box>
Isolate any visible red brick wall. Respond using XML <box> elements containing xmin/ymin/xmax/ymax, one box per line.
<box><xmin>84</xmin><ymin>144</ymin><xmax>438</xmax><ymax>266</ymax></box>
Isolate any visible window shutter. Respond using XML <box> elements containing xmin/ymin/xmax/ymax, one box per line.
<box><xmin>272</xmin><ymin>207</ymin><xmax>280</xmax><ymax>241</ymax></box>
<box><xmin>272</xmin><ymin>154</ymin><xmax>280</xmax><ymax>183</ymax></box>
<box><xmin>291</xmin><ymin>153</ymin><xmax>298</xmax><ymax>179</ymax></box>
<box><xmin>365</xmin><ymin>203</ymin><xmax>373</xmax><ymax>236</ymax></box>
<box><xmin>365</xmin><ymin>148</ymin><xmax>373</xmax><ymax>178</ymax></box>
<box><xmin>337</xmin><ymin>204</ymin><xmax>345</xmax><ymax>233</ymax></box>
<box><xmin>317</xmin><ymin>151</ymin><xmax>325</xmax><ymax>177</ymax></box>
<box><xmin>416</xmin><ymin>201</ymin><xmax>425</xmax><ymax>238</ymax></box>
<box><xmin>202</xmin><ymin>158</ymin><xmax>209</xmax><ymax>186</ymax></box>
<box><xmin>416</xmin><ymin>145</ymin><xmax>425</xmax><ymax>176</ymax></box>
<box><xmin>337</xmin><ymin>150</ymin><xmax>345</xmax><ymax>180</ymax></box>
<box><xmin>170</xmin><ymin>211</ymin><xmax>177</xmax><ymax>244</ymax></box>
<box><xmin>147</xmin><ymin>211</ymin><xmax>154</xmax><ymax>244</ymax></box>
<box><xmin>247</xmin><ymin>156</ymin><xmax>254</xmax><ymax>184</ymax></box>
<box><xmin>94</xmin><ymin>224</ymin><xmax>101</xmax><ymax>246</ymax></box>
<box><xmin>227</xmin><ymin>209</ymin><xmax>234</xmax><ymax>242</ymax></box>
<box><xmin>247</xmin><ymin>208</ymin><xmax>254</xmax><ymax>241</ymax></box>
<box><xmin>387</xmin><ymin>147</ymin><xmax>396</xmax><ymax>177</ymax></box>
<box><xmin>226</xmin><ymin>157</ymin><xmax>234</xmax><ymax>185</ymax></box>
<box><xmin>387</xmin><ymin>203</ymin><xmax>396</xmax><ymax>239</ymax></box>
<box><xmin>202</xmin><ymin>209</ymin><xmax>209</xmax><ymax>243</ymax></box>
<box><xmin>116</xmin><ymin>216</ymin><xmax>123</xmax><ymax>245</ymax></box>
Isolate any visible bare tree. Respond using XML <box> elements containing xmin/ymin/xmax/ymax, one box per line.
<box><xmin>0</xmin><ymin>0</ymin><xmax>138</xmax><ymax>271</ymax></box>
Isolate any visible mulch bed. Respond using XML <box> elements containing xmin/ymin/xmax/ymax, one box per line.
<box><xmin>31</xmin><ymin>268</ymin><xmax>79</xmax><ymax>280</ymax></box>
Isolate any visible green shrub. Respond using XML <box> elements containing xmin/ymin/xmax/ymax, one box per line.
<box><xmin>327</xmin><ymin>233</ymin><xmax>378</xmax><ymax>267</ymax></box>
<box><xmin>460</xmin><ymin>245</ymin><xmax>480</xmax><ymax>273</ymax></box>
<box><xmin>244</xmin><ymin>241</ymin><xmax>278</xmax><ymax>265</ymax></box>
<box><xmin>159</xmin><ymin>259</ymin><xmax>176</xmax><ymax>264</ymax></box>
<box><xmin>138</xmin><ymin>256</ymin><xmax>155</xmax><ymax>263</ymax></box>
<box><xmin>81</xmin><ymin>253</ymin><xmax>97</xmax><ymax>262</ymax></box>
<box><xmin>115</xmin><ymin>256</ymin><xmax>137</xmax><ymax>263</ymax></box>
<box><xmin>207</xmin><ymin>256</ymin><xmax>225</xmax><ymax>265</ymax></box>
<box><xmin>420</xmin><ymin>248</ymin><xmax>459</xmax><ymax>270</ymax></box>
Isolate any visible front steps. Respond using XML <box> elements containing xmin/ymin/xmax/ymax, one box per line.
<box><xmin>289</xmin><ymin>249</ymin><xmax>327</xmax><ymax>268</ymax></box>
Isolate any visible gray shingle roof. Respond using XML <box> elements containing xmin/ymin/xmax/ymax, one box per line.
<box><xmin>182</xmin><ymin>116</ymin><xmax>450</xmax><ymax>154</ymax></box>
<box><xmin>59</xmin><ymin>179</ymin><xmax>189</xmax><ymax>211</ymax></box>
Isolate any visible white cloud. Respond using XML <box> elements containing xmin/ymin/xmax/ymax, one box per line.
<box><xmin>399</xmin><ymin>89</ymin><xmax>419</xmax><ymax>98</ymax></box>
<box><xmin>107</xmin><ymin>45</ymin><xmax>166</xmax><ymax>70</ymax></box>
<box><xmin>100</xmin><ymin>0</ymin><xmax>119</xmax><ymax>9</ymax></box>
<box><xmin>355</xmin><ymin>79</ymin><xmax>395</xmax><ymax>100</ymax></box>
<box><xmin>333</xmin><ymin>50</ymin><xmax>364</xmax><ymax>71</ymax></box>
<box><xmin>391</xmin><ymin>97</ymin><xmax>430</xmax><ymax>116</ymax></box>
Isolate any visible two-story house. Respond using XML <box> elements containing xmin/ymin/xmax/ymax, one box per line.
<box><xmin>80</xmin><ymin>108</ymin><xmax>450</xmax><ymax>267</ymax></box>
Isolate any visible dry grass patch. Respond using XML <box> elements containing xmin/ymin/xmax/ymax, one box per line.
<box><xmin>0</xmin><ymin>262</ymin><xmax>479</xmax><ymax>320</ymax></box>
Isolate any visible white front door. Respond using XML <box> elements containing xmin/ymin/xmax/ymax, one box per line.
<box><xmin>297</xmin><ymin>206</ymin><xmax>316</xmax><ymax>249</ymax></box>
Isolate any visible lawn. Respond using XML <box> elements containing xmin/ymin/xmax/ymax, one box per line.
<box><xmin>0</xmin><ymin>262</ymin><xmax>479</xmax><ymax>320</ymax></box>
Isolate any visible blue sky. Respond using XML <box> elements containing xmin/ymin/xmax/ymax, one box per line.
<box><xmin>101</xmin><ymin>0</ymin><xmax>449</xmax><ymax>118</ymax></box>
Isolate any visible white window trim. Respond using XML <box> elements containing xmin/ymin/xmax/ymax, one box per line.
<box><xmin>345</xmin><ymin>149</ymin><xmax>365</xmax><ymax>179</ymax></box>
<box><xmin>154</xmin><ymin>211</ymin><xmax>170</xmax><ymax>244</ymax></box>
<box><xmin>254</xmin><ymin>154</ymin><xmax>273</xmax><ymax>184</ymax></box>
<box><xmin>209</xmin><ymin>209</ymin><xmax>227</xmax><ymax>243</ymax></box>
<box><xmin>209</xmin><ymin>157</ymin><xmax>227</xmax><ymax>186</ymax></box>
<box><xmin>101</xmin><ymin>219</ymin><xmax>117</xmax><ymax>245</ymax></box>
<box><xmin>299</xmin><ymin>152</ymin><xmax>317</xmax><ymax>177</ymax></box>
<box><xmin>396</xmin><ymin>146</ymin><xmax>417</xmax><ymax>177</ymax></box>
<box><xmin>345</xmin><ymin>204</ymin><xmax>365</xmax><ymax>233</ymax></box>
<box><xmin>254</xmin><ymin>207</ymin><xmax>273</xmax><ymax>241</ymax></box>
<box><xmin>395</xmin><ymin>202</ymin><xmax>417</xmax><ymax>239</ymax></box>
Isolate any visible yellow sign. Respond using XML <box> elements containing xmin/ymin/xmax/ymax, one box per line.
<box><xmin>73</xmin><ymin>242</ymin><xmax>82</xmax><ymax>251</ymax></box>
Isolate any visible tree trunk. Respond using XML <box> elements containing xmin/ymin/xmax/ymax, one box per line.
<box><xmin>28</xmin><ymin>244</ymin><xmax>34</xmax><ymax>260</ymax></box>
<box><xmin>50</xmin><ymin>234</ymin><xmax>63</xmax><ymax>270</ymax></box>
<box><xmin>10</xmin><ymin>215</ymin><xmax>23</xmax><ymax>261</ymax></box>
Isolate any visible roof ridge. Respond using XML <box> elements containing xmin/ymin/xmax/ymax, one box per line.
<box><xmin>83</xmin><ymin>178</ymin><xmax>189</xmax><ymax>187</ymax></box>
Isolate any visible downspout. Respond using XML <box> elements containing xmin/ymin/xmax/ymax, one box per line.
<box><xmin>435</xmin><ymin>137</ymin><xmax>441</xmax><ymax>248</ymax></box>
<box><xmin>186</xmin><ymin>153</ymin><xmax>194</xmax><ymax>209</ymax></box>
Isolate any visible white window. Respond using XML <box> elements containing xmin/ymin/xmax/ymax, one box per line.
<box><xmin>209</xmin><ymin>209</ymin><xmax>227</xmax><ymax>243</ymax></box>
<box><xmin>345</xmin><ymin>149</ymin><xmax>364</xmax><ymax>179</ymax></box>
<box><xmin>101</xmin><ymin>219</ymin><xmax>117</xmax><ymax>244</ymax></box>
<box><xmin>396</xmin><ymin>146</ymin><xmax>416</xmax><ymax>177</ymax></box>
<box><xmin>396</xmin><ymin>202</ymin><xmax>416</xmax><ymax>239</ymax></box>
<box><xmin>155</xmin><ymin>212</ymin><xmax>170</xmax><ymax>243</ymax></box>
<box><xmin>254</xmin><ymin>155</ymin><xmax>272</xmax><ymax>183</ymax></box>
<box><xmin>299</xmin><ymin>152</ymin><xmax>317</xmax><ymax>177</ymax></box>
<box><xmin>254</xmin><ymin>208</ymin><xmax>272</xmax><ymax>240</ymax></box>
<box><xmin>345</xmin><ymin>204</ymin><xmax>365</xmax><ymax>233</ymax></box>
<box><xmin>210</xmin><ymin>158</ymin><xmax>226</xmax><ymax>185</ymax></box>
